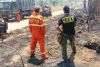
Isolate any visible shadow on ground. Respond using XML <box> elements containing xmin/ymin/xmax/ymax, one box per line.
<box><xmin>57</xmin><ymin>53</ymin><xmax>76</xmax><ymax>67</ymax></box>
<box><xmin>27</xmin><ymin>57</ymin><xmax>44</xmax><ymax>66</ymax></box>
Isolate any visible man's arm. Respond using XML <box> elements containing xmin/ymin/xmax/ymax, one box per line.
<box><xmin>40</xmin><ymin>16</ymin><xmax>46</xmax><ymax>35</ymax></box>
<box><xmin>29</xmin><ymin>26</ymin><xmax>32</xmax><ymax>33</ymax></box>
<box><xmin>28</xmin><ymin>18</ymin><xmax>32</xmax><ymax>33</ymax></box>
<box><xmin>56</xmin><ymin>18</ymin><xmax>63</xmax><ymax>32</ymax></box>
<box><xmin>56</xmin><ymin>25</ymin><xmax>62</xmax><ymax>32</ymax></box>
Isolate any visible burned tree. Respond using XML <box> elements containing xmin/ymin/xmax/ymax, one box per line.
<box><xmin>82</xmin><ymin>0</ymin><xmax>100</xmax><ymax>32</ymax></box>
<box><xmin>87</xmin><ymin>0</ymin><xmax>100</xmax><ymax>17</ymax></box>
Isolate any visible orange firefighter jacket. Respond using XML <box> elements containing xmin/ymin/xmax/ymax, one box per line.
<box><xmin>29</xmin><ymin>12</ymin><xmax>45</xmax><ymax>35</ymax></box>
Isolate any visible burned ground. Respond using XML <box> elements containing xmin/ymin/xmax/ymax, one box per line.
<box><xmin>0</xmin><ymin>15</ymin><xmax>100</xmax><ymax>67</ymax></box>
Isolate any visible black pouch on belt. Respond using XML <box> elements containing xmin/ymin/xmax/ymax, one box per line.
<box><xmin>57</xmin><ymin>32</ymin><xmax>63</xmax><ymax>44</ymax></box>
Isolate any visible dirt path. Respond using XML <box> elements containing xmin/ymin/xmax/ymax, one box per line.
<box><xmin>0</xmin><ymin>16</ymin><xmax>100</xmax><ymax>67</ymax></box>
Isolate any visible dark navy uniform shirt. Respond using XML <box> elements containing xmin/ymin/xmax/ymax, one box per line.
<box><xmin>58</xmin><ymin>15</ymin><xmax>77</xmax><ymax>35</ymax></box>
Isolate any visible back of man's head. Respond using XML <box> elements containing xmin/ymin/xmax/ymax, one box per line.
<box><xmin>34</xmin><ymin>7</ymin><xmax>40</xmax><ymax>13</ymax></box>
<box><xmin>63</xmin><ymin>5</ymin><xmax>70</xmax><ymax>14</ymax></box>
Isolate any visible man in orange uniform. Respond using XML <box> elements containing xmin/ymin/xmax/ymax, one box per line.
<box><xmin>29</xmin><ymin>7</ymin><xmax>48</xmax><ymax>61</ymax></box>
<box><xmin>16</xmin><ymin>10</ymin><xmax>21</xmax><ymax>22</ymax></box>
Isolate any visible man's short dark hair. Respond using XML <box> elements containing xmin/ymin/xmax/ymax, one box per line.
<box><xmin>34</xmin><ymin>7</ymin><xmax>40</xmax><ymax>13</ymax></box>
<box><xmin>63</xmin><ymin>6</ymin><xmax>70</xmax><ymax>13</ymax></box>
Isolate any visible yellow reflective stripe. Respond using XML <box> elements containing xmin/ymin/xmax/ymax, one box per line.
<box><xmin>30</xmin><ymin>15</ymin><xmax>42</xmax><ymax>20</ymax></box>
<box><xmin>29</xmin><ymin>19</ymin><xmax>33</xmax><ymax>22</ymax></box>
<box><xmin>29</xmin><ymin>24</ymin><xmax>46</xmax><ymax>27</ymax></box>
<box><xmin>62</xmin><ymin>16</ymin><xmax>74</xmax><ymax>23</ymax></box>
<box><xmin>30</xmin><ymin>50</ymin><xmax>35</xmax><ymax>52</ymax></box>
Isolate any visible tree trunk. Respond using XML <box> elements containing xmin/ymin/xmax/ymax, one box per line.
<box><xmin>88</xmin><ymin>0</ymin><xmax>100</xmax><ymax>16</ymax></box>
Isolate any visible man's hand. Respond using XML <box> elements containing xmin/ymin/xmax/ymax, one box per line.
<box><xmin>56</xmin><ymin>25</ymin><xmax>62</xmax><ymax>33</ymax></box>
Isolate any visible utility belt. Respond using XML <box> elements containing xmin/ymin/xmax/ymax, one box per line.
<box><xmin>57</xmin><ymin>32</ymin><xmax>74</xmax><ymax>44</ymax></box>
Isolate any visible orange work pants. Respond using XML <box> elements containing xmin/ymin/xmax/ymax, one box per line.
<box><xmin>30</xmin><ymin>31</ymin><xmax>46</xmax><ymax>59</ymax></box>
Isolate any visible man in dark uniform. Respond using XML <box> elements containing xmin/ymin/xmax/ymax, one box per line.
<box><xmin>0</xmin><ymin>16</ymin><xmax>8</xmax><ymax>34</ymax></box>
<box><xmin>56</xmin><ymin>6</ymin><xmax>77</xmax><ymax>62</ymax></box>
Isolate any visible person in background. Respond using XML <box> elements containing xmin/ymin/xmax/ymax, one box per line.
<box><xmin>16</xmin><ymin>10</ymin><xmax>21</xmax><ymax>22</ymax></box>
<box><xmin>0</xmin><ymin>16</ymin><xmax>8</xmax><ymax>33</ymax></box>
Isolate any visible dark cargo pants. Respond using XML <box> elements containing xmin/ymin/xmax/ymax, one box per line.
<box><xmin>60</xmin><ymin>33</ymin><xmax>76</xmax><ymax>62</ymax></box>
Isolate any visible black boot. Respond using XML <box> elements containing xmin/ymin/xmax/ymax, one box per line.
<box><xmin>29</xmin><ymin>54</ymin><xmax>35</xmax><ymax>59</ymax></box>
